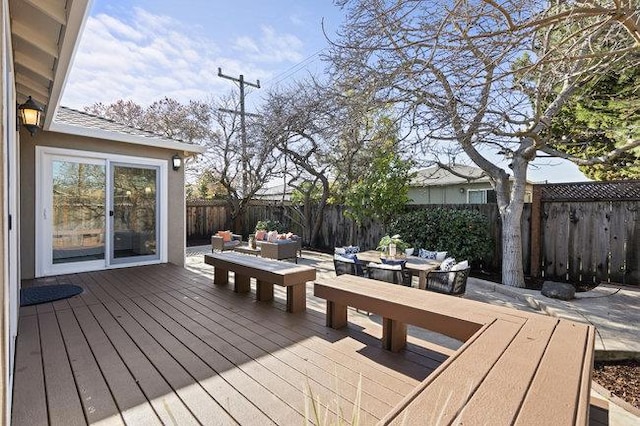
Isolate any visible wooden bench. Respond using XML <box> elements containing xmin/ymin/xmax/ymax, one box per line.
<box><xmin>314</xmin><ymin>275</ymin><xmax>595</xmax><ymax>425</ymax></box>
<box><xmin>204</xmin><ymin>252</ymin><xmax>316</xmax><ymax>313</ymax></box>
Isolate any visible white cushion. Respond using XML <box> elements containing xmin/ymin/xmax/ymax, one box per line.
<box><xmin>334</xmin><ymin>247</ymin><xmax>346</xmax><ymax>254</ymax></box>
<box><xmin>440</xmin><ymin>257</ymin><xmax>456</xmax><ymax>271</ymax></box>
<box><xmin>334</xmin><ymin>254</ymin><xmax>355</xmax><ymax>263</ymax></box>
<box><xmin>451</xmin><ymin>260</ymin><xmax>469</xmax><ymax>271</ymax></box>
<box><xmin>368</xmin><ymin>262</ymin><xmax>402</xmax><ymax>270</ymax></box>
<box><xmin>435</xmin><ymin>251</ymin><xmax>448</xmax><ymax>262</ymax></box>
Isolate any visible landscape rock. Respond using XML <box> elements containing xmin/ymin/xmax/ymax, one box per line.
<box><xmin>541</xmin><ymin>281</ymin><xmax>576</xmax><ymax>301</ymax></box>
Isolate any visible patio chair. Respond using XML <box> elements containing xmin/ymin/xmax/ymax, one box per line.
<box><xmin>424</xmin><ymin>268</ymin><xmax>470</xmax><ymax>296</ymax></box>
<box><xmin>366</xmin><ymin>262</ymin><xmax>412</xmax><ymax>286</ymax></box>
<box><xmin>211</xmin><ymin>232</ymin><xmax>242</xmax><ymax>252</ymax></box>
<box><xmin>333</xmin><ymin>255</ymin><xmax>365</xmax><ymax>277</ymax></box>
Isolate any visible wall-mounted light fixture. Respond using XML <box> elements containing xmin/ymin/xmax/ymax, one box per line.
<box><xmin>172</xmin><ymin>154</ymin><xmax>182</xmax><ymax>171</ymax></box>
<box><xmin>459</xmin><ymin>187</ymin><xmax>465</xmax><ymax>193</ymax></box>
<box><xmin>18</xmin><ymin>96</ymin><xmax>44</xmax><ymax>135</ymax></box>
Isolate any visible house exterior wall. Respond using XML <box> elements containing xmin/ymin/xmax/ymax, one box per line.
<box><xmin>408</xmin><ymin>182</ymin><xmax>493</xmax><ymax>204</ymax></box>
<box><xmin>19</xmin><ymin>128</ymin><xmax>186</xmax><ymax>279</ymax></box>
<box><xmin>408</xmin><ymin>182</ymin><xmax>534</xmax><ymax>204</ymax></box>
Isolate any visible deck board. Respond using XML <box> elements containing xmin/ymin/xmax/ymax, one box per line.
<box><xmin>13</xmin><ymin>263</ymin><xmax>446</xmax><ymax>425</ymax></box>
<box><xmin>56</xmin><ymin>309</ymin><xmax>124</xmax><ymax>425</ymax></box>
<box><xmin>38</xmin><ymin>311</ymin><xmax>87</xmax><ymax>426</ymax></box>
<box><xmin>72</xmin><ymin>306</ymin><xmax>162</xmax><ymax>426</ymax></box>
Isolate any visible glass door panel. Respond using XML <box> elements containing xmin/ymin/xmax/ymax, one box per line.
<box><xmin>112</xmin><ymin>164</ymin><xmax>159</xmax><ymax>262</ymax></box>
<box><xmin>52</xmin><ymin>160</ymin><xmax>106</xmax><ymax>264</ymax></box>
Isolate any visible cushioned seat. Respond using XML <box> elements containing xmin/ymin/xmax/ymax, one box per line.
<box><xmin>425</xmin><ymin>268</ymin><xmax>470</xmax><ymax>296</ymax></box>
<box><xmin>333</xmin><ymin>254</ymin><xmax>365</xmax><ymax>277</ymax></box>
<box><xmin>211</xmin><ymin>232</ymin><xmax>242</xmax><ymax>252</ymax></box>
<box><xmin>367</xmin><ymin>262</ymin><xmax>412</xmax><ymax>286</ymax></box>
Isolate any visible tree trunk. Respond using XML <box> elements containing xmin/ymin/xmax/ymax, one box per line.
<box><xmin>497</xmin><ymin>157</ymin><xmax>528</xmax><ymax>288</ymax></box>
<box><xmin>500</xmin><ymin>208</ymin><xmax>525</xmax><ymax>287</ymax></box>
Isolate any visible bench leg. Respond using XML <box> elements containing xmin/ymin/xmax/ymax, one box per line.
<box><xmin>234</xmin><ymin>273</ymin><xmax>251</xmax><ymax>293</ymax></box>
<box><xmin>214</xmin><ymin>268</ymin><xmax>229</xmax><ymax>285</ymax></box>
<box><xmin>326</xmin><ymin>301</ymin><xmax>348</xmax><ymax>328</ymax></box>
<box><xmin>286</xmin><ymin>283</ymin><xmax>306</xmax><ymax>313</ymax></box>
<box><xmin>256</xmin><ymin>280</ymin><xmax>273</xmax><ymax>302</ymax></box>
<box><xmin>382</xmin><ymin>318</ymin><xmax>407</xmax><ymax>352</ymax></box>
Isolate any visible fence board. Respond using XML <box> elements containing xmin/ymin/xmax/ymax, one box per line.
<box><xmin>608</xmin><ymin>203</ymin><xmax>627</xmax><ymax>284</ymax></box>
<box><xmin>626</xmin><ymin>202</ymin><xmax>640</xmax><ymax>285</ymax></box>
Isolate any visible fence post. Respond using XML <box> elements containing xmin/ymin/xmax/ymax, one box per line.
<box><xmin>530</xmin><ymin>185</ymin><xmax>543</xmax><ymax>278</ymax></box>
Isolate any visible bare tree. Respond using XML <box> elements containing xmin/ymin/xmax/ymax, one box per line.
<box><xmin>196</xmin><ymin>94</ymin><xmax>281</xmax><ymax>231</ymax></box>
<box><xmin>329</xmin><ymin>0</ymin><xmax>640</xmax><ymax>287</ymax></box>
<box><xmin>85</xmin><ymin>97</ymin><xmax>210</xmax><ymax>143</ymax></box>
<box><xmin>258</xmin><ymin>82</ymin><xmax>335</xmax><ymax>247</ymax></box>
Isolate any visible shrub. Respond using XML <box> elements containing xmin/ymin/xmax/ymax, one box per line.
<box><xmin>390</xmin><ymin>208</ymin><xmax>492</xmax><ymax>263</ymax></box>
<box><xmin>255</xmin><ymin>219</ymin><xmax>286</xmax><ymax>233</ymax></box>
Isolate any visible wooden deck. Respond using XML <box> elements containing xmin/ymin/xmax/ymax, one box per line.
<box><xmin>12</xmin><ymin>264</ymin><xmax>449</xmax><ymax>425</ymax></box>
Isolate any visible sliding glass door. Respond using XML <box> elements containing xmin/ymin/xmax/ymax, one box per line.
<box><xmin>111</xmin><ymin>164</ymin><xmax>159</xmax><ymax>263</ymax></box>
<box><xmin>38</xmin><ymin>148</ymin><xmax>166</xmax><ymax>277</ymax></box>
<box><xmin>50</xmin><ymin>157</ymin><xmax>106</xmax><ymax>271</ymax></box>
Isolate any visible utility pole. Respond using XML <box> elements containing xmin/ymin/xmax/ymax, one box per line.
<box><xmin>217</xmin><ymin>67</ymin><xmax>260</xmax><ymax>197</ymax></box>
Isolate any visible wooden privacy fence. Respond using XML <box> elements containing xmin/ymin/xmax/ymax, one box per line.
<box><xmin>530</xmin><ymin>181</ymin><xmax>640</xmax><ymax>287</ymax></box>
<box><xmin>187</xmin><ymin>180</ymin><xmax>639</xmax><ymax>287</ymax></box>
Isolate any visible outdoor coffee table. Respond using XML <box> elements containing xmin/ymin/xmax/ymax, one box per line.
<box><xmin>234</xmin><ymin>244</ymin><xmax>261</xmax><ymax>256</ymax></box>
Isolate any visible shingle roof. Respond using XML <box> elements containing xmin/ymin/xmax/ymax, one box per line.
<box><xmin>411</xmin><ymin>164</ymin><xmax>491</xmax><ymax>186</ymax></box>
<box><xmin>55</xmin><ymin>106</ymin><xmax>183</xmax><ymax>142</ymax></box>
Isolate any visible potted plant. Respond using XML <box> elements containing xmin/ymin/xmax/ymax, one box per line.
<box><xmin>377</xmin><ymin>234</ymin><xmax>410</xmax><ymax>258</ymax></box>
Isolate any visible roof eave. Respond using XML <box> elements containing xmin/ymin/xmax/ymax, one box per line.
<box><xmin>43</xmin><ymin>0</ymin><xmax>93</xmax><ymax>129</ymax></box>
<box><xmin>48</xmin><ymin>122</ymin><xmax>206</xmax><ymax>154</ymax></box>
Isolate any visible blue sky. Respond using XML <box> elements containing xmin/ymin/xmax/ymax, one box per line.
<box><xmin>61</xmin><ymin>0</ymin><xmax>587</xmax><ymax>183</ymax></box>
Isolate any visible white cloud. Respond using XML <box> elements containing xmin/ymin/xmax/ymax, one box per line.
<box><xmin>62</xmin><ymin>8</ymin><xmax>302</xmax><ymax>109</ymax></box>
<box><xmin>233</xmin><ymin>26</ymin><xmax>304</xmax><ymax>63</ymax></box>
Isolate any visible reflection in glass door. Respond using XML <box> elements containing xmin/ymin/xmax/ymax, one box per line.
<box><xmin>111</xmin><ymin>164</ymin><xmax>159</xmax><ymax>263</ymax></box>
<box><xmin>52</xmin><ymin>160</ymin><xmax>106</xmax><ymax>264</ymax></box>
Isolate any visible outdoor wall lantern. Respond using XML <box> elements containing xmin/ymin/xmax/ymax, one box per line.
<box><xmin>18</xmin><ymin>96</ymin><xmax>44</xmax><ymax>136</ymax></box>
<box><xmin>172</xmin><ymin>154</ymin><xmax>182</xmax><ymax>171</ymax></box>
<box><xmin>459</xmin><ymin>187</ymin><xmax>465</xmax><ymax>193</ymax></box>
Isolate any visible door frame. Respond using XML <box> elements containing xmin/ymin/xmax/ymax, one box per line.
<box><xmin>35</xmin><ymin>146</ymin><xmax>168</xmax><ymax>277</ymax></box>
<box><xmin>109</xmin><ymin>161</ymin><xmax>161</xmax><ymax>265</ymax></box>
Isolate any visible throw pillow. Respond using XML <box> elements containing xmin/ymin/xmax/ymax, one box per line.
<box><xmin>286</xmin><ymin>232</ymin><xmax>294</xmax><ymax>239</ymax></box>
<box><xmin>344</xmin><ymin>245</ymin><xmax>360</xmax><ymax>254</ymax></box>
<box><xmin>334</xmin><ymin>247</ymin><xmax>347</xmax><ymax>255</ymax></box>
<box><xmin>440</xmin><ymin>257</ymin><xmax>456</xmax><ymax>271</ymax></box>
<box><xmin>217</xmin><ymin>230</ymin><xmax>232</xmax><ymax>242</ymax></box>
<box><xmin>255</xmin><ymin>230</ymin><xmax>267</xmax><ymax>240</ymax></box>
<box><xmin>381</xmin><ymin>258</ymin><xmax>407</xmax><ymax>266</ymax></box>
<box><xmin>419</xmin><ymin>249</ymin><xmax>437</xmax><ymax>260</ymax></box>
<box><xmin>267</xmin><ymin>230</ymin><xmax>278</xmax><ymax>242</ymax></box>
<box><xmin>451</xmin><ymin>260</ymin><xmax>469</xmax><ymax>271</ymax></box>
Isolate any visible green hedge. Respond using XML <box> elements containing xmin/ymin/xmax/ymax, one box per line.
<box><xmin>390</xmin><ymin>208</ymin><xmax>493</xmax><ymax>263</ymax></box>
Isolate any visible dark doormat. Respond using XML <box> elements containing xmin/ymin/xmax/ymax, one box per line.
<box><xmin>20</xmin><ymin>284</ymin><xmax>84</xmax><ymax>307</ymax></box>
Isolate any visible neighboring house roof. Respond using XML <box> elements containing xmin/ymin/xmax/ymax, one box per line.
<box><xmin>49</xmin><ymin>107</ymin><xmax>205</xmax><ymax>154</ymax></box>
<box><xmin>411</xmin><ymin>164</ymin><xmax>491</xmax><ymax>186</ymax></box>
<box><xmin>254</xmin><ymin>182</ymin><xmax>293</xmax><ymax>201</ymax></box>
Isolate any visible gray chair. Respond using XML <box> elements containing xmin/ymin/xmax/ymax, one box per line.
<box><xmin>211</xmin><ymin>233</ymin><xmax>242</xmax><ymax>252</ymax></box>
<box><xmin>333</xmin><ymin>256</ymin><xmax>365</xmax><ymax>277</ymax></box>
<box><xmin>367</xmin><ymin>263</ymin><xmax>412</xmax><ymax>286</ymax></box>
<box><xmin>425</xmin><ymin>268</ymin><xmax>470</xmax><ymax>296</ymax></box>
